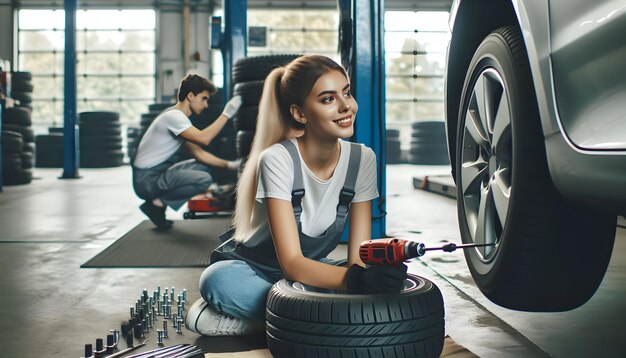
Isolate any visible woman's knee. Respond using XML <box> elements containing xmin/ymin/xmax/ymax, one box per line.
<box><xmin>198</xmin><ymin>260</ymin><xmax>273</xmax><ymax>320</ymax></box>
<box><xmin>199</xmin><ymin>260</ymin><xmax>233</xmax><ymax>300</ymax></box>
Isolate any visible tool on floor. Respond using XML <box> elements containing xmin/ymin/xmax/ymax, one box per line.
<box><xmin>103</xmin><ymin>339</ymin><xmax>147</xmax><ymax>358</ymax></box>
<box><xmin>360</xmin><ymin>237</ymin><xmax>496</xmax><ymax>266</ymax></box>
<box><xmin>124</xmin><ymin>343</ymin><xmax>199</xmax><ymax>358</ymax></box>
<box><xmin>183</xmin><ymin>197</ymin><xmax>232</xmax><ymax>219</ymax></box>
<box><xmin>183</xmin><ymin>183</ymin><xmax>236</xmax><ymax>219</ymax></box>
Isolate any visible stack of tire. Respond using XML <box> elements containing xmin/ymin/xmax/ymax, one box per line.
<box><xmin>1</xmin><ymin>107</ymin><xmax>34</xmax><ymax>185</ymax></box>
<box><xmin>386</xmin><ymin>128</ymin><xmax>402</xmax><ymax>164</ymax></box>
<box><xmin>78</xmin><ymin>111</ymin><xmax>124</xmax><ymax>167</ymax></box>
<box><xmin>126</xmin><ymin>126</ymin><xmax>140</xmax><ymax>160</ymax></box>
<box><xmin>232</xmin><ymin>54</ymin><xmax>301</xmax><ymax>159</ymax></box>
<box><xmin>35</xmin><ymin>128</ymin><xmax>63</xmax><ymax>168</ymax></box>
<box><xmin>409</xmin><ymin>120</ymin><xmax>450</xmax><ymax>165</ymax></box>
<box><xmin>11</xmin><ymin>71</ymin><xmax>34</xmax><ymax>113</ymax></box>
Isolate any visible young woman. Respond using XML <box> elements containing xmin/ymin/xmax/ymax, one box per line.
<box><xmin>185</xmin><ymin>55</ymin><xmax>407</xmax><ymax>336</ymax></box>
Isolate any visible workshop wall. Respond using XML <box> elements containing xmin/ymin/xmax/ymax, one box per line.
<box><xmin>157</xmin><ymin>9</ymin><xmax>211</xmax><ymax>101</ymax></box>
<box><xmin>0</xmin><ymin>0</ymin><xmax>212</xmax><ymax>103</ymax></box>
<box><xmin>0</xmin><ymin>2</ymin><xmax>14</xmax><ymax>62</ymax></box>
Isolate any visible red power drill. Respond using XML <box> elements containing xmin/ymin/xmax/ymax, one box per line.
<box><xmin>360</xmin><ymin>238</ymin><xmax>494</xmax><ymax>266</ymax></box>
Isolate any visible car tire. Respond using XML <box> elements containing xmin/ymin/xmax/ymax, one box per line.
<box><xmin>266</xmin><ymin>274</ymin><xmax>445</xmax><ymax>358</ymax></box>
<box><xmin>456</xmin><ymin>26</ymin><xmax>616</xmax><ymax>312</ymax></box>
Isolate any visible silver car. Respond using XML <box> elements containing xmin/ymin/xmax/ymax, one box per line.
<box><xmin>444</xmin><ymin>0</ymin><xmax>626</xmax><ymax>311</ymax></box>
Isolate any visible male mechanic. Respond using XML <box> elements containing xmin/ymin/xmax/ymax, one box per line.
<box><xmin>132</xmin><ymin>74</ymin><xmax>242</xmax><ymax>229</ymax></box>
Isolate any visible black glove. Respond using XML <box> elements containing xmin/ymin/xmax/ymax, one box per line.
<box><xmin>346</xmin><ymin>263</ymin><xmax>408</xmax><ymax>294</ymax></box>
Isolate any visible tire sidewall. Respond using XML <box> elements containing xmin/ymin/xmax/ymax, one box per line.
<box><xmin>271</xmin><ymin>273</ymin><xmax>435</xmax><ymax>302</ymax></box>
<box><xmin>456</xmin><ymin>30</ymin><xmax>531</xmax><ymax>292</ymax></box>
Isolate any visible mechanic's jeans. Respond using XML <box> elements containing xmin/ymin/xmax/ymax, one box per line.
<box><xmin>199</xmin><ymin>260</ymin><xmax>275</xmax><ymax>321</ymax></box>
<box><xmin>133</xmin><ymin>159</ymin><xmax>213</xmax><ymax>210</ymax></box>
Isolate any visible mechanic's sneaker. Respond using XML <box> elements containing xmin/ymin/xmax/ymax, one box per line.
<box><xmin>139</xmin><ymin>201</ymin><xmax>172</xmax><ymax>229</ymax></box>
<box><xmin>185</xmin><ymin>298</ymin><xmax>261</xmax><ymax>336</ymax></box>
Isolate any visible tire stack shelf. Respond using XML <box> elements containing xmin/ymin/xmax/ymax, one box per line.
<box><xmin>35</xmin><ymin>128</ymin><xmax>63</xmax><ymax>168</ymax></box>
<box><xmin>79</xmin><ymin>111</ymin><xmax>124</xmax><ymax>168</ymax></box>
<box><xmin>1</xmin><ymin>116</ymin><xmax>34</xmax><ymax>185</ymax></box>
<box><xmin>36</xmin><ymin>112</ymin><xmax>125</xmax><ymax>168</ymax></box>
<box><xmin>386</xmin><ymin>128</ymin><xmax>402</xmax><ymax>164</ymax></box>
<box><xmin>409</xmin><ymin>120</ymin><xmax>450</xmax><ymax>165</ymax></box>
<box><xmin>2</xmin><ymin>71</ymin><xmax>35</xmax><ymax>185</ymax></box>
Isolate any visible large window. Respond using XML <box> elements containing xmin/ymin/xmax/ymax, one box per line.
<box><xmin>210</xmin><ymin>8</ymin><xmax>339</xmax><ymax>87</ymax></box>
<box><xmin>247</xmin><ymin>9</ymin><xmax>338</xmax><ymax>56</ymax></box>
<box><xmin>17</xmin><ymin>9</ymin><xmax>156</xmax><ymax>125</ymax></box>
<box><xmin>384</xmin><ymin>11</ymin><xmax>450</xmax><ymax>149</ymax></box>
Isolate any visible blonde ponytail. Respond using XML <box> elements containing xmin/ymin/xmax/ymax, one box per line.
<box><xmin>233</xmin><ymin>68</ymin><xmax>292</xmax><ymax>243</ymax></box>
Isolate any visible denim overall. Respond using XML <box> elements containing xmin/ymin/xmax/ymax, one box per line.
<box><xmin>132</xmin><ymin>147</ymin><xmax>214</xmax><ymax>210</ymax></box>
<box><xmin>210</xmin><ymin>139</ymin><xmax>362</xmax><ymax>281</ymax></box>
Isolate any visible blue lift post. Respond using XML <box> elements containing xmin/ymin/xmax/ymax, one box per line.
<box><xmin>61</xmin><ymin>0</ymin><xmax>80</xmax><ymax>179</ymax></box>
<box><xmin>0</xmin><ymin>88</ymin><xmax>3</xmax><ymax>192</ymax></box>
<box><xmin>339</xmin><ymin>0</ymin><xmax>387</xmax><ymax>239</ymax></box>
<box><xmin>221</xmin><ymin>0</ymin><xmax>247</xmax><ymax>100</ymax></box>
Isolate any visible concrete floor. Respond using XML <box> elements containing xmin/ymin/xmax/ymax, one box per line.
<box><xmin>0</xmin><ymin>164</ymin><xmax>624</xmax><ymax>357</ymax></box>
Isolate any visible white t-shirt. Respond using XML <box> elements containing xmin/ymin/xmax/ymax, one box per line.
<box><xmin>133</xmin><ymin>109</ymin><xmax>192</xmax><ymax>169</ymax></box>
<box><xmin>242</xmin><ymin>138</ymin><xmax>378</xmax><ymax>246</ymax></box>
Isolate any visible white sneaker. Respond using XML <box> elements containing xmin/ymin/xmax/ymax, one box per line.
<box><xmin>185</xmin><ymin>298</ymin><xmax>262</xmax><ymax>336</ymax></box>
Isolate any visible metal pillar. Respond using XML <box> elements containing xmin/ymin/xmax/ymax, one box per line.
<box><xmin>0</xmin><ymin>95</ymin><xmax>3</xmax><ymax>191</ymax></box>
<box><xmin>339</xmin><ymin>0</ymin><xmax>387</xmax><ymax>239</ymax></box>
<box><xmin>61</xmin><ymin>0</ymin><xmax>80</xmax><ymax>179</ymax></box>
<box><xmin>222</xmin><ymin>0</ymin><xmax>247</xmax><ymax>100</ymax></box>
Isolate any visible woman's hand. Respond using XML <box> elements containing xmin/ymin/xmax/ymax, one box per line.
<box><xmin>345</xmin><ymin>263</ymin><xmax>408</xmax><ymax>294</ymax></box>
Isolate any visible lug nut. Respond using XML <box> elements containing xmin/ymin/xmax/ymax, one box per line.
<box><xmin>106</xmin><ymin>334</ymin><xmax>115</xmax><ymax>351</ymax></box>
<box><xmin>163</xmin><ymin>320</ymin><xmax>169</xmax><ymax>338</ymax></box>
<box><xmin>157</xmin><ymin>329</ymin><xmax>164</xmax><ymax>345</ymax></box>
<box><xmin>110</xmin><ymin>329</ymin><xmax>120</xmax><ymax>346</ymax></box>
<box><xmin>95</xmin><ymin>338</ymin><xmax>105</xmax><ymax>354</ymax></box>
<box><xmin>126</xmin><ymin>331</ymin><xmax>133</xmax><ymax>348</ymax></box>
<box><xmin>82</xmin><ymin>343</ymin><xmax>93</xmax><ymax>358</ymax></box>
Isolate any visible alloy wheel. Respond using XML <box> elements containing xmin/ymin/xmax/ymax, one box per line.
<box><xmin>460</xmin><ymin>68</ymin><xmax>512</xmax><ymax>262</ymax></box>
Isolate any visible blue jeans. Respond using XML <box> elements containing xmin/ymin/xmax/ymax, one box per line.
<box><xmin>199</xmin><ymin>260</ymin><xmax>275</xmax><ymax>321</ymax></box>
<box><xmin>199</xmin><ymin>258</ymin><xmax>346</xmax><ymax>321</ymax></box>
<box><xmin>133</xmin><ymin>158</ymin><xmax>214</xmax><ymax>210</ymax></box>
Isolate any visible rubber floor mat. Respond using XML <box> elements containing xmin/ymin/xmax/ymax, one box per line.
<box><xmin>81</xmin><ymin>218</ymin><xmax>232</xmax><ymax>268</ymax></box>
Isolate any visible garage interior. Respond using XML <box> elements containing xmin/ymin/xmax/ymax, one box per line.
<box><xmin>1</xmin><ymin>0</ymin><xmax>625</xmax><ymax>357</ymax></box>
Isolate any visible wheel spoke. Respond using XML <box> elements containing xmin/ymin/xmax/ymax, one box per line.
<box><xmin>465</xmin><ymin>106</ymin><xmax>490</xmax><ymax>151</ymax></box>
<box><xmin>461</xmin><ymin>158</ymin><xmax>488</xmax><ymax>195</ymax></box>
<box><xmin>492</xmin><ymin>168</ymin><xmax>511</xmax><ymax>228</ymax></box>
<box><xmin>473</xmin><ymin>74</ymin><xmax>490</xmax><ymax>136</ymax></box>
<box><xmin>473</xmin><ymin>186</ymin><xmax>491</xmax><ymax>245</ymax></box>
<box><xmin>483</xmin><ymin>71</ymin><xmax>504</xmax><ymax>136</ymax></box>
<box><xmin>492</xmin><ymin>93</ymin><xmax>511</xmax><ymax>159</ymax></box>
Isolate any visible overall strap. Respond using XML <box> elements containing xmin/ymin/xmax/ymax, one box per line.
<box><xmin>280</xmin><ymin>140</ymin><xmax>305</xmax><ymax>225</ymax></box>
<box><xmin>337</xmin><ymin>142</ymin><xmax>361</xmax><ymax>219</ymax></box>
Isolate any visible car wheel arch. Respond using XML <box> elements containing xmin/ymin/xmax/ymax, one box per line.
<box><xmin>446</xmin><ymin>0</ymin><xmax>519</xmax><ymax>181</ymax></box>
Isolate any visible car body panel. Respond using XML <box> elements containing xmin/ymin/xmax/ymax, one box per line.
<box><xmin>550</xmin><ymin>0</ymin><xmax>626</xmax><ymax>150</ymax></box>
<box><xmin>445</xmin><ymin>0</ymin><xmax>626</xmax><ymax>212</ymax></box>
